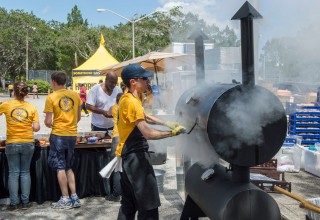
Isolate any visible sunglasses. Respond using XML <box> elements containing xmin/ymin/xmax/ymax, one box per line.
<box><xmin>133</xmin><ymin>77</ymin><xmax>149</xmax><ymax>81</ymax></box>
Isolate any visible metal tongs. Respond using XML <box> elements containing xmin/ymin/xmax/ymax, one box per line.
<box><xmin>185</xmin><ymin>118</ymin><xmax>198</xmax><ymax>134</ymax></box>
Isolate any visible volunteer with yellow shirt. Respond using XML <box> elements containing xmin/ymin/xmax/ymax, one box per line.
<box><xmin>115</xmin><ymin>63</ymin><xmax>186</xmax><ymax>219</ymax></box>
<box><xmin>44</xmin><ymin>71</ymin><xmax>82</xmax><ymax>209</ymax></box>
<box><xmin>105</xmin><ymin>92</ymin><xmax>123</xmax><ymax>202</ymax></box>
<box><xmin>0</xmin><ymin>82</ymin><xmax>40</xmax><ymax>211</ymax></box>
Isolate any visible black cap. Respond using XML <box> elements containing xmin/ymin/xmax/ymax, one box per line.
<box><xmin>121</xmin><ymin>63</ymin><xmax>153</xmax><ymax>80</ymax></box>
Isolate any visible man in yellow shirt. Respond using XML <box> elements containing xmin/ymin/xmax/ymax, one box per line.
<box><xmin>116</xmin><ymin>63</ymin><xmax>185</xmax><ymax>219</ymax></box>
<box><xmin>44</xmin><ymin>71</ymin><xmax>82</xmax><ymax>209</ymax></box>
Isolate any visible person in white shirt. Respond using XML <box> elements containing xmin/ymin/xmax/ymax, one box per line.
<box><xmin>86</xmin><ymin>72</ymin><xmax>122</xmax><ymax>200</ymax></box>
<box><xmin>86</xmin><ymin>72</ymin><xmax>122</xmax><ymax>133</ymax></box>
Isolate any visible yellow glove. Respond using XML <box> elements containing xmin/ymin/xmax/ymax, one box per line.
<box><xmin>164</xmin><ymin>121</ymin><xmax>179</xmax><ymax>129</ymax></box>
<box><xmin>171</xmin><ymin>126</ymin><xmax>186</xmax><ymax>136</ymax></box>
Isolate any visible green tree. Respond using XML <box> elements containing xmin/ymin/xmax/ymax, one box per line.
<box><xmin>67</xmin><ymin>5</ymin><xmax>88</xmax><ymax>28</ymax></box>
<box><xmin>0</xmin><ymin>8</ymin><xmax>57</xmax><ymax>82</ymax></box>
<box><xmin>57</xmin><ymin>5</ymin><xmax>98</xmax><ymax>73</ymax></box>
<box><xmin>0</xmin><ymin>5</ymin><xmax>241</xmax><ymax>81</ymax></box>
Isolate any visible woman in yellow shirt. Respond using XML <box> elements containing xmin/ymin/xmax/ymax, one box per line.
<box><xmin>0</xmin><ymin>82</ymin><xmax>40</xmax><ymax>211</ymax></box>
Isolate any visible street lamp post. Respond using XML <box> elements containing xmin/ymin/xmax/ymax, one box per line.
<box><xmin>97</xmin><ymin>8</ymin><xmax>161</xmax><ymax>58</ymax></box>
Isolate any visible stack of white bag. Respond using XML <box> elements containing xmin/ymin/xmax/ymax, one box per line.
<box><xmin>99</xmin><ymin>157</ymin><xmax>122</xmax><ymax>178</ymax></box>
<box><xmin>275</xmin><ymin>144</ymin><xmax>302</xmax><ymax>172</ymax></box>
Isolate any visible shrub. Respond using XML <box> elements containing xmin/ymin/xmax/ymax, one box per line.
<box><xmin>26</xmin><ymin>80</ymin><xmax>52</xmax><ymax>93</ymax></box>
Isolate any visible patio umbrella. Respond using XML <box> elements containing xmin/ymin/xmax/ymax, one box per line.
<box><xmin>99</xmin><ymin>52</ymin><xmax>194</xmax><ymax>86</ymax></box>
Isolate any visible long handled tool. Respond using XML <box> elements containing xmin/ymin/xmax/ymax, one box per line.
<box><xmin>274</xmin><ymin>186</ymin><xmax>320</xmax><ymax>214</ymax></box>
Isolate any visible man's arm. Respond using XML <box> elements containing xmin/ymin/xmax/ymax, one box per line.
<box><xmin>145</xmin><ymin>114</ymin><xmax>179</xmax><ymax>129</ymax></box>
<box><xmin>44</xmin><ymin>112</ymin><xmax>53</xmax><ymax>128</ymax></box>
<box><xmin>86</xmin><ymin>104</ymin><xmax>112</xmax><ymax>118</ymax></box>
<box><xmin>32</xmin><ymin>122</ymin><xmax>40</xmax><ymax>132</ymax></box>
<box><xmin>136</xmin><ymin>119</ymin><xmax>172</xmax><ymax>140</ymax></box>
<box><xmin>145</xmin><ymin>114</ymin><xmax>166</xmax><ymax>125</ymax></box>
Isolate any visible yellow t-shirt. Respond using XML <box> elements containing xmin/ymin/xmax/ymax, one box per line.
<box><xmin>44</xmin><ymin>89</ymin><xmax>81</xmax><ymax>136</ymax></box>
<box><xmin>112</xmin><ymin>103</ymin><xmax>119</xmax><ymax>137</ymax></box>
<box><xmin>8</xmin><ymin>84</ymin><xmax>13</xmax><ymax>90</ymax></box>
<box><xmin>0</xmin><ymin>100</ymin><xmax>39</xmax><ymax>144</ymax></box>
<box><xmin>115</xmin><ymin>92</ymin><xmax>145</xmax><ymax>157</ymax></box>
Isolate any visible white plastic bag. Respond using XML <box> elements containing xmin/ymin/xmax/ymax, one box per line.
<box><xmin>99</xmin><ymin>157</ymin><xmax>122</xmax><ymax>178</ymax></box>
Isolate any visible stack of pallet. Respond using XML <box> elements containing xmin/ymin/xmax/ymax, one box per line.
<box><xmin>286</xmin><ymin>103</ymin><xmax>320</xmax><ymax>145</ymax></box>
<box><xmin>250</xmin><ymin>159</ymin><xmax>292</xmax><ymax>193</ymax></box>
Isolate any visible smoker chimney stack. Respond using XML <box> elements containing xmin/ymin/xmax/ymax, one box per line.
<box><xmin>188</xmin><ymin>28</ymin><xmax>208</xmax><ymax>84</ymax></box>
<box><xmin>232</xmin><ymin>1</ymin><xmax>262</xmax><ymax>87</ymax></box>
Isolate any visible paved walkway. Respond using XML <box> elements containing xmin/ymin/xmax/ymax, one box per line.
<box><xmin>1</xmin><ymin>94</ymin><xmax>319</xmax><ymax>220</ymax></box>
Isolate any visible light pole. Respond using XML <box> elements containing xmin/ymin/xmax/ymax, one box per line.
<box><xmin>26</xmin><ymin>26</ymin><xmax>35</xmax><ymax>81</ymax></box>
<box><xmin>97</xmin><ymin>8</ymin><xmax>161</xmax><ymax>58</ymax></box>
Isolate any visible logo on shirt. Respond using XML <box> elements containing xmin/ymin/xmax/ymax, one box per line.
<box><xmin>59</xmin><ymin>96</ymin><xmax>74</xmax><ymax>112</ymax></box>
<box><xmin>10</xmin><ymin>108</ymin><xmax>29</xmax><ymax>122</ymax></box>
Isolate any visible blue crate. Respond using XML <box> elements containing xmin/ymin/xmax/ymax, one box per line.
<box><xmin>282</xmin><ymin>142</ymin><xmax>295</xmax><ymax>147</ymax></box>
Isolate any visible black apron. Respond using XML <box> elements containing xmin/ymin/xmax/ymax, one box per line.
<box><xmin>121</xmin><ymin>127</ymin><xmax>161</xmax><ymax>212</ymax></box>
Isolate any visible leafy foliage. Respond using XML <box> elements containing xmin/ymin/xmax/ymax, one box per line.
<box><xmin>67</xmin><ymin>5</ymin><xmax>88</xmax><ymax>28</ymax></box>
<box><xmin>0</xmin><ymin>5</ymin><xmax>240</xmax><ymax>83</ymax></box>
<box><xmin>26</xmin><ymin>80</ymin><xmax>52</xmax><ymax>93</ymax></box>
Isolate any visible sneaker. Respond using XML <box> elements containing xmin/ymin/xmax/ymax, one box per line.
<box><xmin>72</xmin><ymin>197</ymin><xmax>81</xmax><ymax>208</ymax></box>
<box><xmin>7</xmin><ymin>204</ymin><xmax>19</xmax><ymax>211</ymax></box>
<box><xmin>84</xmin><ymin>114</ymin><xmax>89</xmax><ymax>117</ymax></box>
<box><xmin>21</xmin><ymin>203</ymin><xmax>32</xmax><ymax>210</ymax></box>
<box><xmin>51</xmin><ymin>197</ymin><xmax>73</xmax><ymax>209</ymax></box>
<box><xmin>105</xmin><ymin>194</ymin><xmax>121</xmax><ymax>202</ymax></box>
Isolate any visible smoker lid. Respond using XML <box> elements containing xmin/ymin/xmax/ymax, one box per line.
<box><xmin>207</xmin><ymin>85</ymin><xmax>287</xmax><ymax>167</ymax></box>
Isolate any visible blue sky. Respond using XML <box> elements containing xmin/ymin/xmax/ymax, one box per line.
<box><xmin>0</xmin><ymin>0</ymin><xmax>161</xmax><ymax>27</ymax></box>
<box><xmin>1</xmin><ymin>0</ymin><xmax>320</xmax><ymax>50</ymax></box>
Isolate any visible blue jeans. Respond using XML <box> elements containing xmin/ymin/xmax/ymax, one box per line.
<box><xmin>5</xmin><ymin>142</ymin><xmax>35</xmax><ymax>205</ymax></box>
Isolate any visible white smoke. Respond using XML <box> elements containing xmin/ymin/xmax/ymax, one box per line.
<box><xmin>157</xmin><ymin>0</ymin><xmax>320</xmax><ymax>52</ymax></box>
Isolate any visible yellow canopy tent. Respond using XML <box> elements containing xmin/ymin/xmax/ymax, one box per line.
<box><xmin>72</xmin><ymin>34</ymin><xmax>119</xmax><ymax>92</ymax></box>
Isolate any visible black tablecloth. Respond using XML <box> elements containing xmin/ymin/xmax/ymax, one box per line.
<box><xmin>0</xmin><ymin>146</ymin><xmax>111</xmax><ymax>204</ymax></box>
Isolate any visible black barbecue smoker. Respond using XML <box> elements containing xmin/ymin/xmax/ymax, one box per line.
<box><xmin>178</xmin><ymin>2</ymin><xmax>287</xmax><ymax>220</ymax></box>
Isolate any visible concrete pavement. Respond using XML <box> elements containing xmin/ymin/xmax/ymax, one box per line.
<box><xmin>0</xmin><ymin>158</ymin><xmax>184</xmax><ymax>220</ymax></box>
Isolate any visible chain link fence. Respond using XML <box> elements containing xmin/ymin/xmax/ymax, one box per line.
<box><xmin>28</xmin><ymin>70</ymin><xmax>56</xmax><ymax>83</ymax></box>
